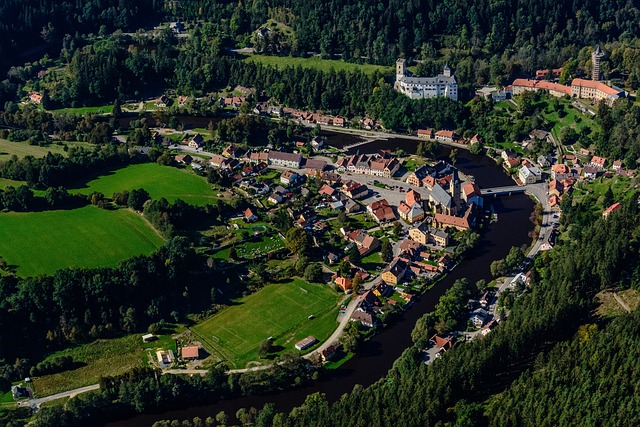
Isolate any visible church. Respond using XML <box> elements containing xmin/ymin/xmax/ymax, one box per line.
<box><xmin>394</xmin><ymin>58</ymin><xmax>458</xmax><ymax>101</ymax></box>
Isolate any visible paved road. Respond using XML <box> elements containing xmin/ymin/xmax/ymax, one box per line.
<box><xmin>19</xmin><ymin>384</ymin><xmax>100</xmax><ymax>408</ymax></box>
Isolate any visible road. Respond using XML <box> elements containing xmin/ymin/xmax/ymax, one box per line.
<box><xmin>19</xmin><ymin>384</ymin><xmax>100</xmax><ymax>408</ymax></box>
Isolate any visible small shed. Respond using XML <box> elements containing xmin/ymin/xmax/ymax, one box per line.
<box><xmin>142</xmin><ymin>333</ymin><xmax>156</xmax><ymax>343</ymax></box>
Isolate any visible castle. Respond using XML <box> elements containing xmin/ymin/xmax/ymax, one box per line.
<box><xmin>394</xmin><ymin>59</ymin><xmax>458</xmax><ymax>101</ymax></box>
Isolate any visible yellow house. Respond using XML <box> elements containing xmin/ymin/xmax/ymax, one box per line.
<box><xmin>408</xmin><ymin>222</ymin><xmax>429</xmax><ymax>245</ymax></box>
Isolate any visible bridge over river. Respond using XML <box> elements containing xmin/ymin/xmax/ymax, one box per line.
<box><xmin>480</xmin><ymin>185</ymin><xmax>527</xmax><ymax>197</ymax></box>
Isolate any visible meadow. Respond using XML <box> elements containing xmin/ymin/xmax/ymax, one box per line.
<box><xmin>242</xmin><ymin>53</ymin><xmax>392</xmax><ymax>75</ymax></box>
<box><xmin>0</xmin><ymin>206</ymin><xmax>164</xmax><ymax>277</ymax></box>
<box><xmin>191</xmin><ymin>278</ymin><xmax>341</xmax><ymax>368</ymax></box>
<box><xmin>0</xmin><ymin>139</ymin><xmax>66</xmax><ymax>161</ymax></box>
<box><xmin>70</xmin><ymin>163</ymin><xmax>220</xmax><ymax>206</ymax></box>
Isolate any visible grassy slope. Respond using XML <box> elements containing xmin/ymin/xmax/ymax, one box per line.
<box><xmin>243</xmin><ymin>53</ymin><xmax>392</xmax><ymax>75</ymax></box>
<box><xmin>0</xmin><ymin>206</ymin><xmax>164</xmax><ymax>277</ymax></box>
<box><xmin>0</xmin><ymin>139</ymin><xmax>67</xmax><ymax>161</ymax></box>
<box><xmin>70</xmin><ymin>163</ymin><xmax>219</xmax><ymax>206</ymax></box>
<box><xmin>191</xmin><ymin>278</ymin><xmax>341</xmax><ymax>368</ymax></box>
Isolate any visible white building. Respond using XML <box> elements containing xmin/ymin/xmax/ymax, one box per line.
<box><xmin>394</xmin><ymin>59</ymin><xmax>458</xmax><ymax>101</ymax></box>
<box><xmin>519</xmin><ymin>165</ymin><xmax>542</xmax><ymax>184</ymax></box>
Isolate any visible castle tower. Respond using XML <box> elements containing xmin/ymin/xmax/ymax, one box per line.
<box><xmin>396</xmin><ymin>58</ymin><xmax>407</xmax><ymax>81</ymax></box>
<box><xmin>443</xmin><ymin>64</ymin><xmax>452</xmax><ymax>77</ymax></box>
<box><xmin>592</xmin><ymin>46</ymin><xmax>605</xmax><ymax>81</ymax></box>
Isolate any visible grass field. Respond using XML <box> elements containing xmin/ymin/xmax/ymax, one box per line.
<box><xmin>0</xmin><ymin>139</ymin><xmax>67</xmax><ymax>161</ymax></box>
<box><xmin>0</xmin><ymin>206</ymin><xmax>164</xmax><ymax>277</ymax></box>
<box><xmin>0</xmin><ymin>178</ymin><xmax>26</xmax><ymax>189</ymax></box>
<box><xmin>32</xmin><ymin>335</ymin><xmax>144</xmax><ymax>397</ymax></box>
<box><xmin>242</xmin><ymin>53</ymin><xmax>392</xmax><ymax>75</ymax></box>
<box><xmin>70</xmin><ymin>163</ymin><xmax>220</xmax><ymax>206</ymax></box>
<box><xmin>49</xmin><ymin>104</ymin><xmax>113</xmax><ymax>115</ymax></box>
<box><xmin>212</xmin><ymin>234</ymin><xmax>284</xmax><ymax>260</ymax></box>
<box><xmin>191</xmin><ymin>278</ymin><xmax>341</xmax><ymax>368</ymax></box>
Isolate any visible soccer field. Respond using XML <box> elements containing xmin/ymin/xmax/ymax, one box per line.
<box><xmin>191</xmin><ymin>278</ymin><xmax>341</xmax><ymax>367</ymax></box>
<box><xmin>71</xmin><ymin>163</ymin><xmax>219</xmax><ymax>206</ymax></box>
<box><xmin>0</xmin><ymin>206</ymin><xmax>164</xmax><ymax>277</ymax></box>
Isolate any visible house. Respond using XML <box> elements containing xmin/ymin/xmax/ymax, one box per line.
<box><xmin>155</xmin><ymin>95</ymin><xmax>170</xmax><ymax>107</ymax></box>
<box><xmin>612</xmin><ymin>160</ymin><xmax>623</xmax><ymax>170</ymax></box>
<box><xmin>589</xmin><ymin>156</ymin><xmax>607</xmax><ymax>169</ymax></box>
<box><xmin>318</xmin><ymin>184</ymin><xmax>336</xmax><ymax>197</ymax></box>
<box><xmin>406</xmin><ymin>164</ymin><xmax>436</xmax><ymax>187</ymax></box>
<box><xmin>142</xmin><ymin>333</ymin><xmax>156</xmax><ymax>343</ymax></box>
<box><xmin>603</xmin><ymin>202</ymin><xmax>622</xmax><ymax>218</ymax></box>
<box><xmin>157</xmin><ymin>349</ymin><xmax>175</xmax><ymax>367</ymax></box>
<box><xmin>27</xmin><ymin>91</ymin><xmax>43</xmax><ymax>104</ymax></box>
<box><xmin>529</xmin><ymin>129</ymin><xmax>550</xmax><ymax>141</ymax></box>
<box><xmin>305</xmin><ymin>159</ymin><xmax>328</xmax><ymax>175</ymax></box>
<box><xmin>342</xmin><ymin>181</ymin><xmax>369</xmax><ymax>200</ymax></box>
<box><xmin>537</xmin><ymin>155</ymin><xmax>551</xmax><ymax>168</ymax></box>
<box><xmin>337</xmin><ymin>153</ymin><xmax>400</xmax><ymax>177</ymax></box>
<box><xmin>320</xmin><ymin>344</ymin><xmax>339</xmax><ymax>362</ymax></box>
<box><xmin>417</xmin><ymin>128</ymin><xmax>435</xmax><ymax>139</ymax></box>
<box><xmin>548</xmin><ymin>180</ymin><xmax>564</xmax><ymax>198</ymax></box>
<box><xmin>343</xmin><ymin>198</ymin><xmax>361</xmax><ymax>213</ymax></box>
<box><xmin>268</xmin><ymin>151</ymin><xmax>303</xmax><ymax>168</ymax></box>
<box><xmin>11</xmin><ymin>385</ymin><xmax>29</xmax><ymax>399</ymax></box>
<box><xmin>381</xmin><ymin>257</ymin><xmax>408</xmax><ymax>285</ymax></box>
<box><xmin>280</xmin><ymin>170</ymin><xmax>299</xmax><ymax>185</ymax></box>
<box><xmin>249</xmin><ymin>152</ymin><xmax>270</xmax><ymax>163</ymax></box>
<box><xmin>268</xmin><ymin>193</ymin><xmax>284</xmax><ymax>204</ymax></box>
<box><xmin>345</xmin><ymin>229</ymin><xmax>380</xmax><ymax>256</ymax></box>
<box><xmin>321</xmin><ymin>172</ymin><xmax>341</xmax><ymax>184</ymax></box>
<box><xmin>181</xmin><ymin>346</ymin><xmax>200</xmax><ymax>360</ymax></box>
<box><xmin>570</xmin><ymin>78</ymin><xmax>625</xmax><ymax>106</ymax></box>
<box><xmin>462</xmin><ymin>181</ymin><xmax>483</xmax><ymax>208</ymax></box>
<box><xmin>469</xmin><ymin>308</ymin><xmax>488</xmax><ymax>328</ymax></box>
<box><xmin>583</xmin><ymin>165</ymin><xmax>599</xmax><ymax>179</ymax></box>
<box><xmin>429</xmin><ymin>228</ymin><xmax>449</xmax><ymax>247</ymax></box>
<box><xmin>398</xmin><ymin>201</ymin><xmax>425</xmax><ymax>223</ymax></box>
<box><xmin>244</xmin><ymin>208</ymin><xmax>258</xmax><ymax>222</ymax></box>
<box><xmin>362</xmin><ymin>118</ymin><xmax>375</xmax><ymax>130</ymax></box>
<box><xmin>470</xmin><ymin>134</ymin><xmax>483</xmax><ymax>145</ymax></box>
<box><xmin>188</xmin><ymin>134</ymin><xmax>205</xmax><ymax>148</ymax></box>
<box><xmin>335</xmin><ymin>277</ymin><xmax>352</xmax><ymax>292</ymax></box>
<box><xmin>333</xmin><ymin>117</ymin><xmax>345</xmax><ymax>127</ymax></box>
<box><xmin>519</xmin><ymin>165</ymin><xmax>542</xmax><ymax>184</ymax></box>
<box><xmin>351</xmin><ymin>310</ymin><xmax>375</xmax><ymax>328</ymax></box>
<box><xmin>373</xmin><ymin>281</ymin><xmax>394</xmax><ymax>298</ymax></box>
<box><xmin>399</xmin><ymin>238</ymin><xmax>422</xmax><ymax>259</ymax></box>
<box><xmin>409</xmin><ymin>222</ymin><xmax>430</xmax><ymax>244</ymax></box>
<box><xmin>310</xmin><ymin>137</ymin><xmax>325</xmax><ymax>150</ymax></box>
<box><xmin>295</xmin><ymin>336</ymin><xmax>317</xmax><ymax>351</ymax></box>
<box><xmin>434</xmin><ymin>130</ymin><xmax>458</xmax><ymax>143</ymax></box>
<box><xmin>429</xmin><ymin>334</ymin><xmax>454</xmax><ymax>352</ymax></box>
<box><xmin>175</xmin><ymin>154</ymin><xmax>193</xmax><ymax>165</ymax></box>
<box><xmin>368</xmin><ymin>199</ymin><xmax>397</xmax><ymax>223</ymax></box>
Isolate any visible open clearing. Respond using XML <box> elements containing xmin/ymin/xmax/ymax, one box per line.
<box><xmin>191</xmin><ymin>278</ymin><xmax>341</xmax><ymax>368</ymax></box>
<box><xmin>0</xmin><ymin>206</ymin><xmax>164</xmax><ymax>277</ymax></box>
<box><xmin>242</xmin><ymin>53</ymin><xmax>392</xmax><ymax>75</ymax></box>
<box><xmin>70</xmin><ymin>163</ymin><xmax>219</xmax><ymax>206</ymax></box>
<box><xmin>0</xmin><ymin>139</ymin><xmax>67</xmax><ymax>161</ymax></box>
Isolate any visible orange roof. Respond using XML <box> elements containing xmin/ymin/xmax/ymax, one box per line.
<box><xmin>603</xmin><ymin>202</ymin><xmax>622</xmax><ymax>215</ymax></box>
<box><xmin>181</xmin><ymin>346</ymin><xmax>199</xmax><ymax>359</ymax></box>
<box><xmin>406</xmin><ymin>189</ymin><xmax>421</xmax><ymax>206</ymax></box>
<box><xmin>571</xmin><ymin>78</ymin><xmax>621</xmax><ymax>96</ymax></box>
<box><xmin>552</xmin><ymin>164</ymin><xmax>570</xmax><ymax>174</ymax></box>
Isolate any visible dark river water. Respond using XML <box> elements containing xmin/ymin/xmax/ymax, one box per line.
<box><xmin>107</xmin><ymin>134</ymin><xmax>534</xmax><ymax>427</ymax></box>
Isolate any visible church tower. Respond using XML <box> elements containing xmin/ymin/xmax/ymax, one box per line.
<box><xmin>591</xmin><ymin>46</ymin><xmax>605</xmax><ymax>81</ymax></box>
<box><xmin>443</xmin><ymin>64</ymin><xmax>452</xmax><ymax>77</ymax></box>
<box><xmin>449</xmin><ymin>168</ymin><xmax>462</xmax><ymax>210</ymax></box>
<box><xmin>396</xmin><ymin>58</ymin><xmax>406</xmax><ymax>81</ymax></box>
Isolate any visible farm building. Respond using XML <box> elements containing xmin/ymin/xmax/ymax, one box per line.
<box><xmin>295</xmin><ymin>336</ymin><xmax>317</xmax><ymax>351</ymax></box>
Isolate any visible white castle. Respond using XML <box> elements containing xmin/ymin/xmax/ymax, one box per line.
<box><xmin>394</xmin><ymin>58</ymin><xmax>458</xmax><ymax>101</ymax></box>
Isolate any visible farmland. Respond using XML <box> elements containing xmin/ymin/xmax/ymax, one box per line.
<box><xmin>0</xmin><ymin>206</ymin><xmax>164</xmax><ymax>277</ymax></box>
<box><xmin>70</xmin><ymin>163</ymin><xmax>221</xmax><ymax>206</ymax></box>
<box><xmin>191</xmin><ymin>278</ymin><xmax>341</xmax><ymax>368</ymax></box>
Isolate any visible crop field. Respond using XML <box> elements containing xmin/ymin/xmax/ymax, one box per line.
<box><xmin>71</xmin><ymin>163</ymin><xmax>220</xmax><ymax>206</ymax></box>
<box><xmin>191</xmin><ymin>278</ymin><xmax>341</xmax><ymax>367</ymax></box>
<box><xmin>0</xmin><ymin>206</ymin><xmax>164</xmax><ymax>277</ymax></box>
<box><xmin>242</xmin><ymin>53</ymin><xmax>392</xmax><ymax>75</ymax></box>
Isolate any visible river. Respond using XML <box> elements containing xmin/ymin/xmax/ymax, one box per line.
<box><xmin>107</xmin><ymin>135</ymin><xmax>534</xmax><ymax>426</ymax></box>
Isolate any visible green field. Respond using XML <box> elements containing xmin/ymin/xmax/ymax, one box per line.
<box><xmin>212</xmin><ymin>234</ymin><xmax>284</xmax><ymax>260</ymax></box>
<box><xmin>71</xmin><ymin>163</ymin><xmax>219</xmax><ymax>205</ymax></box>
<box><xmin>191</xmin><ymin>278</ymin><xmax>341</xmax><ymax>368</ymax></box>
<box><xmin>242</xmin><ymin>53</ymin><xmax>392</xmax><ymax>75</ymax></box>
<box><xmin>49</xmin><ymin>104</ymin><xmax>114</xmax><ymax>115</ymax></box>
<box><xmin>0</xmin><ymin>206</ymin><xmax>164</xmax><ymax>277</ymax></box>
<box><xmin>0</xmin><ymin>178</ymin><xmax>26</xmax><ymax>189</ymax></box>
<box><xmin>0</xmin><ymin>139</ymin><xmax>67</xmax><ymax>161</ymax></box>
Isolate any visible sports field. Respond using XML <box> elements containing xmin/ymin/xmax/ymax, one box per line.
<box><xmin>71</xmin><ymin>163</ymin><xmax>219</xmax><ymax>205</ymax></box>
<box><xmin>191</xmin><ymin>278</ymin><xmax>341</xmax><ymax>367</ymax></box>
<box><xmin>0</xmin><ymin>206</ymin><xmax>164</xmax><ymax>277</ymax></box>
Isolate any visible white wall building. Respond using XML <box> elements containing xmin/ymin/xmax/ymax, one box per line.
<box><xmin>394</xmin><ymin>59</ymin><xmax>458</xmax><ymax>101</ymax></box>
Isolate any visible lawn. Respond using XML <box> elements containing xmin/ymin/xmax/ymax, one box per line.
<box><xmin>242</xmin><ymin>53</ymin><xmax>392</xmax><ymax>75</ymax></box>
<box><xmin>70</xmin><ymin>163</ymin><xmax>220</xmax><ymax>206</ymax></box>
<box><xmin>0</xmin><ymin>206</ymin><xmax>164</xmax><ymax>277</ymax></box>
<box><xmin>32</xmin><ymin>335</ymin><xmax>145</xmax><ymax>397</ymax></box>
<box><xmin>191</xmin><ymin>278</ymin><xmax>341</xmax><ymax>368</ymax></box>
<box><xmin>0</xmin><ymin>178</ymin><xmax>26</xmax><ymax>189</ymax></box>
<box><xmin>49</xmin><ymin>104</ymin><xmax>114</xmax><ymax>115</ymax></box>
<box><xmin>212</xmin><ymin>234</ymin><xmax>284</xmax><ymax>260</ymax></box>
<box><xmin>0</xmin><ymin>139</ymin><xmax>67</xmax><ymax>161</ymax></box>
<box><xmin>361</xmin><ymin>251</ymin><xmax>385</xmax><ymax>274</ymax></box>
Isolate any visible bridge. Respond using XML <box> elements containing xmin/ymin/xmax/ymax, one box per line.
<box><xmin>480</xmin><ymin>185</ymin><xmax>526</xmax><ymax>197</ymax></box>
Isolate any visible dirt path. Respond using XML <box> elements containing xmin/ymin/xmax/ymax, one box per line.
<box><xmin>613</xmin><ymin>292</ymin><xmax>631</xmax><ymax>312</ymax></box>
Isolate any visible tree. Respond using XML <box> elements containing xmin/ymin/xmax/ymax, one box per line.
<box><xmin>476</xmin><ymin>279</ymin><xmax>488</xmax><ymax>293</ymax></box>
<box><xmin>337</xmin><ymin>210</ymin><xmax>347</xmax><ymax>224</ymax></box>
<box><xmin>449</xmin><ymin>148</ymin><xmax>458</xmax><ymax>165</ymax></box>
<box><xmin>112</xmin><ymin>99</ymin><xmax>122</xmax><ymax>117</ymax></box>
<box><xmin>285</xmin><ymin>227</ymin><xmax>310</xmax><ymax>255</ymax></box>
<box><xmin>258</xmin><ymin>339</ymin><xmax>274</xmax><ymax>357</ymax></box>
<box><xmin>127</xmin><ymin>188</ymin><xmax>150</xmax><ymax>211</ymax></box>
<box><xmin>505</xmin><ymin>246</ymin><xmax>525</xmax><ymax>270</ymax></box>
<box><xmin>603</xmin><ymin>186</ymin><xmax>614</xmax><ymax>208</ymax></box>
<box><xmin>352</xmin><ymin>274</ymin><xmax>363</xmax><ymax>294</ymax></box>
<box><xmin>339</xmin><ymin>321</ymin><xmax>363</xmax><ymax>353</ymax></box>
<box><xmin>490</xmin><ymin>259</ymin><xmax>507</xmax><ymax>277</ymax></box>
<box><xmin>304</xmin><ymin>263</ymin><xmax>324</xmax><ymax>283</ymax></box>
<box><xmin>392</xmin><ymin>221</ymin><xmax>403</xmax><ymax>239</ymax></box>
<box><xmin>381</xmin><ymin>240</ymin><xmax>393</xmax><ymax>262</ymax></box>
<box><xmin>228</xmin><ymin>246</ymin><xmax>237</xmax><ymax>260</ymax></box>
<box><xmin>348</xmin><ymin>245</ymin><xmax>361</xmax><ymax>266</ymax></box>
